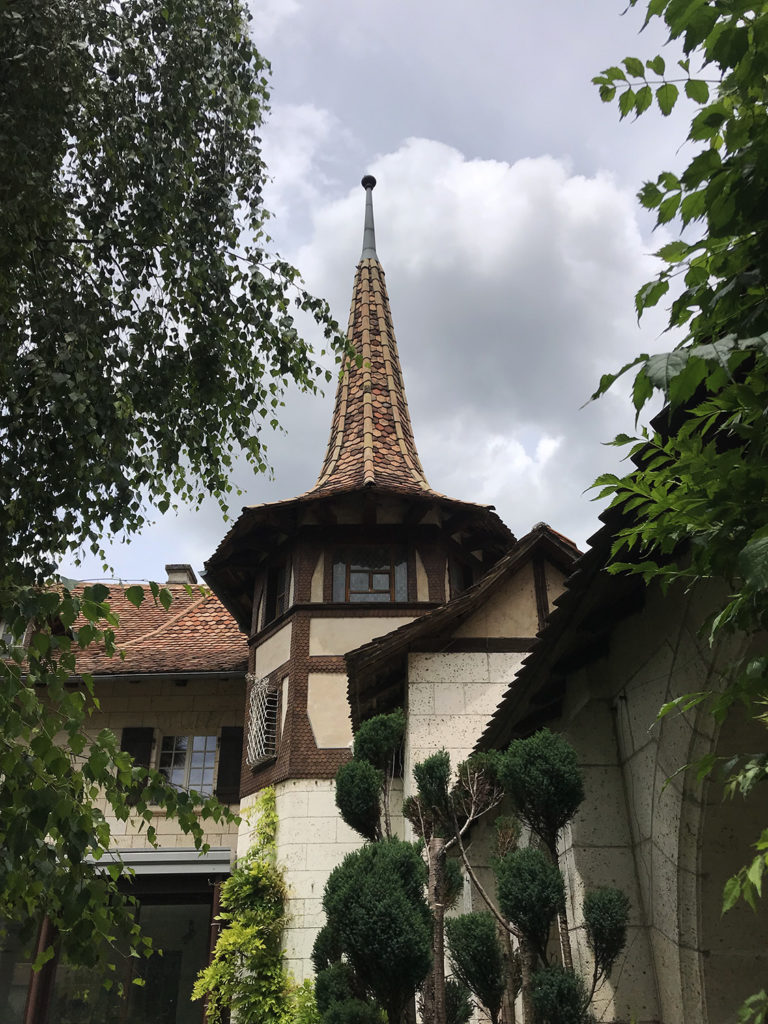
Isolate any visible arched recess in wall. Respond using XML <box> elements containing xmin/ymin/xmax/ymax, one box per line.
<box><xmin>696</xmin><ymin>706</ymin><xmax>768</xmax><ymax>1023</ymax></box>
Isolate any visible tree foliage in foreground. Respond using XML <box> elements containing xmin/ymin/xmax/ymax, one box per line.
<box><xmin>1</xmin><ymin>0</ymin><xmax>342</xmax><ymax>583</ymax></box>
<box><xmin>315</xmin><ymin>838</ymin><xmax>432</xmax><ymax>1024</ymax></box>
<box><xmin>593</xmin><ymin>2</ymin><xmax>768</xmax><ymax>1018</ymax></box>
<box><xmin>592</xmin><ymin>1</ymin><xmax>768</xmax><ymax>1010</ymax></box>
<box><xmin>0</xmin><ymin>0</ymin><xmax>343</xmax><ymax>981</ymax></box>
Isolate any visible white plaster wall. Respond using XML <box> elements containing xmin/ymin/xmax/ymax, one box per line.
<box><xmin>254</xmin><ymin>622</ymin><xmax>292</xmax><ymax>676</ymax></box>
<box><xmin>309</xmin><ymin>616</ymin><xmax>414</xmax><ymax>656</ymax></box>
<box><xmin>405</xmin><ymin>651</ymin><xmax>525</xmax><ymax>797</ymax></box>
<box><xmin>415</xmin><ymin>549</ymin><xmax>429</xmax><ymax>602</ymax></box>
<box><xmin>307</xmin><ymin>672</ymin><xmax>354</xmax><ymax>748</ymax></box>
<box><xmin>309</xmin><ymin>553</ymin><xmax>324</xmax><ymax>602</ymax></box>
<box><xmin>239</xmin><ymin>778</ymin><xmax>405</xmax><ymax>982</ymax></box>
<box><xmin>454</xmin><ymin>565</ymin><xmax>538</xmax><ymax>638</ymax></box>
<box><xmin>89</xmin><ymin>677</ymin><xmax>243</xmax><ymax>853</ymax></box>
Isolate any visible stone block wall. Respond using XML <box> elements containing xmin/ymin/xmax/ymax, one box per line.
<box><xmin>238</xmin><ymin>777</ymin><xmax>405</xmax><ymax>982</ymax></box>
<box><xmin>88</xmin><ymin>675</ymin><xmax>244</xmax><ymax>853</ymax></box>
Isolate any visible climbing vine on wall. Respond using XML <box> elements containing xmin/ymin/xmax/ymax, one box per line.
<box><xmin>193</xmin><ymin>787</ymin><xmax>319</xmax><ymax>1024</ymax></box>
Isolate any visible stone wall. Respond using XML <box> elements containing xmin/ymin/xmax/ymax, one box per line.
<box><xmin>556</xmin><ymin>582</ymin><xmax>763</xmax><ymax>1024</ymax></box>
<box><xmin>89</xmin><ymin>675</ymin><xmax>244</xmax><ymax>853</ymax></box>
<box><xmin>238</xmin><ymin>778</ymin><xmax>405</xmax><ymax>982</ymax></box>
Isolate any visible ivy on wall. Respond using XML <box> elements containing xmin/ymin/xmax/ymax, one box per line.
<box><xmin>193</xmin><ymin>787</ymin><xmax>319</xmax><ymax>1024</ymax></box>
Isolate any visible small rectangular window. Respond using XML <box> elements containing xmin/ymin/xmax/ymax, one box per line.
<box><xmin>264</xmin><ymin>564</ymin><xmax>287</xmax><ymax>624</ymax></box>
<box><xmin>158</xmin><ymin>734</ymin><xmax>217</xmax><ymax>796</ymax></box>
<box><xmin>246</xmin><ymin>676</ymin><xmax>279</xmax><ymax>767</ymax></box>
<box><xmin>332</xmin><ymin>547</ymin><xmax>407</xmax><ymax>603</ymax></box>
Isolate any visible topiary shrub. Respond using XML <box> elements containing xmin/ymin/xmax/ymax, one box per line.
<box><xmin>335</xmin><ymin>759</ymin><xmax>384</xmax><ymax>842</ymax></box>
<box><xmin>531</xmin><ymin>965</ymin><xmax>592</xmax><ymax>1024</ymax></box>
<box><xmin>496</xmin><ymin>846</ymin><xmax>565</xmax><ymax>964</ymax></box>
<box><xmin>444</xmin><ymin>912</ymin><xmax>506</xmax><ymax>1024</ymax></box>
<box><xmin>583</xmin><ymin>887</ymin><xmax>630</xmax><ymax>983</ymax></box>
<box><xmin>498</xmin><ymin>730</ymin><xmax>585</xmax><ymax>854</ymax></box>
<box><xmin>322</xmin><ymin>838</ymin><xmax>432</xmax><ymax>1024</ymax></box>
<box><xmin>353</xmin><ymin>709</ymin><xmax>405</xmax><ymax>771</ymax></box>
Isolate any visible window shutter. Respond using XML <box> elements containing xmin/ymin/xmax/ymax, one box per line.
<box><xmin>120</xmin><ymin>726</ymin><xmax>154</xmax><ymax>768</ymax></box>
<box><xmin>216</xmin><ymin>726</ymin><xmax>244</xmax><ymax>803</ymax></box>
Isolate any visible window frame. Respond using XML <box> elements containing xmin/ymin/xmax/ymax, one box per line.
<box><xmin>332</xmin><ymin>546</ymin><xmax>407</xmax><ymax>604</ymax></box>
<box><xmin>157</xmin><ymin>733</ymin><xmax>218</xmax><ymax>797</ymax></box>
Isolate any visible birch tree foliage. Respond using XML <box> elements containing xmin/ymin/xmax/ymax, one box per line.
<box><xmin>0</xmin><ymin>0</ymin><xmax>343</xmax><ymax>978</ymax></box>
<box><xmin>591</xmin><ymin>0</ymin><xmax>768</xmax><ymax>991</ymax></box>
<box><xmin>1</xmin><ymin>0</ymin><xmax>343</xmax><ymax>585</ymax></box>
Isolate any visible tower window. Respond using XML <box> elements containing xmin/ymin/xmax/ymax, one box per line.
<box><xmin>332</xmin><ymin>547</ymin><xmax>407</xmax><ymax>603</ymax></box>
<box><xmin>246</xmin><ymin>675</ymin><xmax>279</xmax><ymax>767</ymax></box>
<box><xmin>264</xmin><ymin>564</ymin><xmax>287</xmax><ymax>624</ymax></box>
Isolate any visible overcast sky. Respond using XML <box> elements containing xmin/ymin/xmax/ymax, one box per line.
<box><xmin>61</xmin><ymin>0</ymin><xmax>695</xmax><ymax>584</ymax></box>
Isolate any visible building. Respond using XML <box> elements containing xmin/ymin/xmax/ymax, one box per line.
<box><xmin>2</xmin><ymin>570</ymin><xmax>247</xmax><ymax>1024</ymax></box>
<box><xmin>8</xmin><ymin>177</ymin><xmax>753</xmax><ymax>1023</ymax></box>
<box><xmin>201</xmin><ymin>176</ymin><xmax>566</xmax><ymax>978</ymax></box>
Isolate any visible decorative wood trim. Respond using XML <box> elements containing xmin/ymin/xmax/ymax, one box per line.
<box><xmin>533</xmin><ymin>557</ymin><xmax>549</xmax><ymax>633</ymax></box>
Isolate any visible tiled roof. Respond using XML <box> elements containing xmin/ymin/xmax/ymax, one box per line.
<box><xmin>312</xmin><ymin>256</ymin><xmax>433</xmax><ymax>496</ymax></box>
<box><xmin>72</xmin><ymin>584</ymin><xmax>247</xmax><ymax>676</ymax></box>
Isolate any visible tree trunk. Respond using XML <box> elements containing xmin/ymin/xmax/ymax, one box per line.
<box><xmin>428</xmin><ymin>836</ymin><xmax>447</xmax><ymax>1024</ymax></box>
<box><xmin>519</xmin><ymin>936</ymin><xmax>535</xmax><ymax>1024</ymax></box>
<box><xmin>499</xmin><ymin>924</ymin><xmax>517</xmax><ymax>1024</ymax></box>
<box><xmin>557</xmin><ymin>905</ymin><xmax>573</xmax><ymax>971</ymax></box>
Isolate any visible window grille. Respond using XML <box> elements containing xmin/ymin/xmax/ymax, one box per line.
<box><xmin>246</xmin><ymin>674</ymin><xmax>279</xmax><ymax>767</ymax></box>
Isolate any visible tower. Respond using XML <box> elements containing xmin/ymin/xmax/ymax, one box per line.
<box><xmin>204</xmin><ymin>177</ymin><xmax>514</xmax><ymax>977</ymax></box>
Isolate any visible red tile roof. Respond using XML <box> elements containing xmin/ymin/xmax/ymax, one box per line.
<box><xmin>72</xmin><ymin>585</ymin><xmax>247</xmax><ymax>676</ymax></box>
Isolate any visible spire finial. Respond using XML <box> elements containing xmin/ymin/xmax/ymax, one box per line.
<box><xmin>361</xmin><ymin>175</ymin><xmax>377</xmax><ymax>259</ymax></box>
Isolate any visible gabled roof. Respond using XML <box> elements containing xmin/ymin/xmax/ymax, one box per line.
<box><xmin>345</xmin><ymin>523</ymin><xmax>581</xmax><ymax>728</ymax></box>
<box><xmin>72</xmin><ymin>584</ymin><xmax>247</xmax><ymax>677</ymax></box>
<box><xmin>476</xmin><ymin>513</ymin><xmax>645</xmax><ymax>750</ymax></box>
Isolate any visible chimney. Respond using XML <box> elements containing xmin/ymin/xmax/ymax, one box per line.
<box><xmin>165</xmin><ymin>564</ymin><xmax>198</xmax><ymax>585</ymax></box>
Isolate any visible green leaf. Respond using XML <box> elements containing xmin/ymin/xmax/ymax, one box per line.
<box><xmin>656</xmin><ymin>82</ymin><xmax>679</xmax><ymax>116</ymax></box>
<box><xmin>685</xmin><ymin>79</ymin><xmax>709</xmax><ymax>103</ymax></box>
<box><xmin>646</xmin><ymin>55</ymin><xmax>666</xmax><ymax>75</ymax></box>
<box><xmin>635</xmin><ymin>84</ymin><xmax>653</xmax><ymax>114</ymax></box>
<box><xmin>619</xmin><ymin>89</ymin><xmax>636</xmax><ymax>118</ymax></box>
<box><xmin>623</xmin><ymin>56</ymin><xmax>645</xmax><ymax>77</ymax></box>
<box><xmin>125</xmin><ymin>586</ymin><xmax>145</xmax><ymax>609</ymax></box>
<box><xmin>635</xmin><ymin>279</ymin><xmax>669</xmax><ymax>315</ymax></box>
<box><xmin>737</xmin><ymin>537</ymin><xmax>768</xmax><ymax>591</ymax></box>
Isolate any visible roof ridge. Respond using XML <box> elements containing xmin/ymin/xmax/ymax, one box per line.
<box><xmin>119</xmin><ymin>592</ymin><xmax>209</xmax><ymax>649</ymax></box>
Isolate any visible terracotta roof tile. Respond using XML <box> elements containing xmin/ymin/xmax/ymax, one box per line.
<box><xmin>71</xmin><ymin>585</ymin><xmax>247</xmax><ymax>676</ymax></box>
<box><xmin>312</xmin><ymin>258</ymin><xmax>435</xmax><ymax>497</ymax></box>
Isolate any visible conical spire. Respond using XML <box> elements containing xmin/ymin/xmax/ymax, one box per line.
<box><xmin>312</xmin><ymin>177</ymin><xmax>432</xmax><ymax>495</ymax></box>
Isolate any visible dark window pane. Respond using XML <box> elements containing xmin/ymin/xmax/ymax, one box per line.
<box><xmin>394</xmin><ymin>559</ymin><xmax>407</xmax><ymax>601</ymax></box>
<box><xmin>349</xmin><ymin>546</ymin><xmax>389</xmax><ymax>572</ymax></box>
<box><xmin>332</xmin><ymin>558</ymin><xmax>346</xmax><ymax>601</ymax></box>
<box><xmin>349</xmin><ymin>592</ymin><xmax>391</xmax><ymax>603</ymax></box>
<box><xmin>0</xmin><ymin>924</ymin><xmax>32</xmax><ymax>1023</ymax></box>
<box><xmin>349</xmin><ymin>571</ymin><xmax>369</xmax><ymax>591</ymax></box>
<box><xmin>372</xmin><ymin>573</ymin><xmax>390</xmax><ymax>590</ymax></box>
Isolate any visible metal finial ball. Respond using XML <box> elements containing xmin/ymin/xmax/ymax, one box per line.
<box><xmin>361</xmin><ymin>175</ymin><xmax>377</xmax><ymax>190</ymax></box>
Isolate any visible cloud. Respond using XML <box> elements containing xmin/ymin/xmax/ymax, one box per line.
<box><xmin>61</xmin><ymin>135</ymin><xmax>670</xmax><ymax>580</ymax></box>
<box><xmin>247</xmin><ymin>0</ymin><xmax>301</xmax><ymax>44</ymax></box>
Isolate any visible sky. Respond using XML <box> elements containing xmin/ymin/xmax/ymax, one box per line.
<box><xmin>61</xmin><ymin>0</ymin><xmax>696</xmax><ymax>584</ymax></box>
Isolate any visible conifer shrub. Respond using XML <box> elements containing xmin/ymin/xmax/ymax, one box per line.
<box><xmin>531</xmin><ymin>966</ymin><xmax>593</xmax><ymax>1024</ymax></box>
<box><xmin>498</xmin><ymin>729</ymin><xmax>585</xmax><ymax>854</ymax></box>
<box><xmin>444</xmin><ymin>912</ymin><xmax>506</xmax><ymax>1024</ymax></box>
<box><xmin>353</xmin><ymin>708</ymin><xmax>405</xmax><ymax>770</ymax></box>
<box><xmin>445</xmin><ymin>979</ymin><xmax>473</xmax><ymax>1024</ymax></box>
<box><xmin>583</xmin><ymin>888</ymin><xmax>631</xmax><ymax>982</ymax></box>
<box><xmin>321</xmin><ymin>838</ymin><xmax>432</xmax><ymax>1024</ymax></box>
<box><xmin>335</xmin><ymin>759</ymin><xmax>384</xmax><ymax>841</ymax></box>
<box><xmin>495</xmin><ymin>847</ymin><xmax>565</xmax><ymax>964</ymax></box>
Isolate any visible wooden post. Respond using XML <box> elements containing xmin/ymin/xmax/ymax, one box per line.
<box><xmin>23</xmin><ymin>917</ymin><xmax>56</xmax><ymax>1024</ymax></box>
